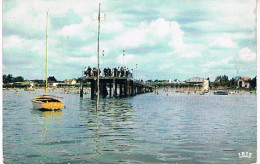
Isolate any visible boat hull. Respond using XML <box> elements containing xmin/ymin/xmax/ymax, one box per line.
<box><xmin>213</xmin><ymin>91</ymin><xmax>228</xmax><ymax>95</ymax></box>
<box><xmin>31</xmin><ymin>95</ymin><xmax>64</xmax><ymax>111</ymax></box>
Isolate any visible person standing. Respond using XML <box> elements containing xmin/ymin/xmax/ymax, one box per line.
<box><xmin>87</xmin><ymin>66</ymin><xmax>91</xmax><ymax>77</ymax></box>
<box><xmin>84</xmin><ymin>67</ymin><xmax>88</xmax><ymax>76</ymax></box>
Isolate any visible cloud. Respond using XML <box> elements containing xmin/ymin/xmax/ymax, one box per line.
<box><xmin>58</xmin><ymin>17</ymin><xmax>92</xmax><ymax>37</ymax></box>
<box><xmin>115</xmin><ymin>18</ymin><xmax>184</xmax><ymax>51</ymax></box>
<box><xmin>2</xmin><ymin>0</ymin><xmax>256</xmax><ymax>80</ymax></box>
<box><xmin>237</xmin><ymin>47</ymin><xmax>256</xmax><ymax>62</ymax></box>
<box><xmin>180</xmin><ymin>52</ymin><xmax>202</xmax><ymax>58</ymax></box>
<box><xmin>202</xmin><ymin>56</ymin><xmax>233</xmax><ymax>69</ymax></box>
<box><xmin>209</xmin><ymin>36</ymin><xmax>237</xmax><ymax>48</ymax></box>
<box><xmin>117</xmin><ymin>54</ymin><xmax>134</xmax><ymax>65</ymax></box>
<box><xmin>3</xmin><ymin>35</ymin><xmax>44</xmax><ymax>53</ymax></box>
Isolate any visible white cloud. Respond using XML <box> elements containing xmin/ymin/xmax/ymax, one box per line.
<box><xmin>117</xmin><ymin>54</ymin><xmax>134</xmax><ymax>65</ymax></box>
<box><xmin>3</xmin><ymin>35</ymin><xmax>24</xmax><ymax>49</ymax></box>
<box><xmin>237</xmin><ymin>47</ymin><xmax>256</xmax><ymax>62</ymax></box>
<box><xmin>3</xmin><ymin>35</ymin><xmax>44</xmax><ymax>53</ymax></box>
<box><xmin>115</xmin><ymin>18</ymin><xmax>184</xmax><ymax>51</ymax></box>
<box><xmin>207</xmin><ymin>0</ymin><xmax>256</xmax><ymax>28</ymax></box>
<box><xmin>2</xmin><ymin>0</ymin><xmax>256</xmax><ymax>80</ymax></box>
<box><xmin>58</xmin><ymin>17</ymin><xmax>93</xmax><ymax>37</ymax></box>
<box><xmin>102</xmin><ymin>20</ymin><xmax>124</xmax><ymax>33</ymax></box>
<box><xmin>209</xmin><ymin>36</ymin><xmax>237</xmax><ymax>48</ymax></box>
<box><xmin>203</xmin><ymin>56</ymin><xmax>233</xmax><ymax>68</ymax></box>
<box><xmin>181</xmin><ymin>52</ymin><xmax>202</xmax><ymax>58</ymax></box>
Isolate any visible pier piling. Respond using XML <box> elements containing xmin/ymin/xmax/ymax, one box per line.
<box><xmin>80</xmin><ymin>79</ymin><xmax>83</xmax><ymax>98</ymax></box>
<box><xmin>81</xmin><ymin>77</ymin><xmax>153</xmax><ymax>98</ymax></box>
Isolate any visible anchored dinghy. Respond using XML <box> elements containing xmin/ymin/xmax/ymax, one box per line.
<box><xmin>31</xmin><ymin>95</ymin><xmax>64</xmax><ymax>111</ymax></box>
<box><xmin>31</xmin><ymin>12</ymin><xmax>64</xmax><ymax>111</ymax></box>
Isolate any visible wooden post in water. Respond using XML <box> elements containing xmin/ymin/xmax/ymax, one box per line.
<box><xmin>80</xmin><ymin>79</ymin><xmax>83</xmax><ymax>98</ymax></box>
<box><xmin>120</xmin><ymin>83</ymin><xmax>123</xmax><ymax>97</ymax></box>
<box><xmin>80</xmin><ymin>71</ymin><xmax>83</xmax><ymax>98</ymax></box>
<box><xmin>126</xmin><ymin>80</ymin><xmax>130</xmax><ymax>96</ymax></box>
<box><xmin>102</xmin><ymin>82</ymin><xmax>107</xmax><ymax>98</ymax></box>
<box><xmin>91</xmin><ymin>81</ymin><xmax>96</xmax><ymax>99</ymax></box>
<box><xmin>124</xmin><ymin>81</ymin><xmax>127</xmax><ymax>97</ymax></box>
<box><xmin>113</xmin><ymin>79</ymin><xmax>116</xmax><ymax>96</ymax></box>
<box><xmin>109</xmin><ymin>82</ymin><xmax>112</xmax><ymax>97</ymax></box>
<box><xmin>96</xmin><ymin>3</ymin><xmax>101</xmax><ymax>112</ymax></box>
<box><xmin>132</xmin><ymin>82</ymin><xmax>134</xmax><ymax>96</ymax></box>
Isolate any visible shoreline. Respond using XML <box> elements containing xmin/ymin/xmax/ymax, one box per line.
<box><xmin>2</xmin><ymin>87</ymin><xmax>256</xmax><ymax>95</ymax></box>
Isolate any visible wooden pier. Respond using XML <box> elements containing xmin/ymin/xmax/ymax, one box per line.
<box><xmin>80</xmin><ymin>76</ymin><xmax>153</xmax><ymax>98</ymax></box>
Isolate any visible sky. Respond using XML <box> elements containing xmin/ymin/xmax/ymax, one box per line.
<box><xmin>2</xmin><ymin>0</ymin><xmax>257</xmax><ymax>81</ymax></box>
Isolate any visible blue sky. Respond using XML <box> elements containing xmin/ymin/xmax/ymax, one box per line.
<box><xmin>3</xmin><ymin>0</ymin><xmax>257</xmax><ymax>81</ymax></box>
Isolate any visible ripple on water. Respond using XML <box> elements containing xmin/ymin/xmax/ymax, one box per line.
<box><xmin>2</xmin><ymin>91</ymin><xmax>257</xmax><ymax>163</ymax></box>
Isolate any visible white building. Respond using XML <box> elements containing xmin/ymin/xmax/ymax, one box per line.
<box><xmin>237</xmin><ymin>77</ymin><xmax>250</xmax><ymax>88</ymax></box>
<box><xmin>65</xmin><ymin>79</ymin><xmax>77</xmax><ymax>85</ymax></box>
<box><xmin>185</xmin><ymin>77</ymin><xmax>205</xmax><ymax>85</ymax></box>
<box><xmin>202</xmin><ymin>79</ymin><xmax>210</xmax><ymax>91</ymax></box>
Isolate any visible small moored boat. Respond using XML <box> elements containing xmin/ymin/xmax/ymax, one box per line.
<box><xmin>213</xmin><ymin>90</ymin><xmax>228</xmax><ymax>95</ymax></box>
<box><xmin>31</xmin><ymin>12</ymin><xmax>64</xmax><ymax>111</ymax></box>
<box><xmin>31</xmin><ymin>95</ymin><xmax>64</xmax><ymax>111</ymax></box>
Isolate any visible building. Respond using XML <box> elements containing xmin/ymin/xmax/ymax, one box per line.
<box><xmin>185</xmin><ymin>77</ymin><xmax>205</xmax><ymax>85</ymax></box>
<box><xmin>14</xmin><ymin>81</ymin><xmax>35</xmax><ymax>88</ymax></box>
<box><xmin>237</xmin><ymin>77</ymin><xmax>250</xmax><ymax>88</ymax></box>
<box><xmin>65</xmin><ymin>79</ymin><xmax>77</xmax><ymax>85</ymax></box>
<box><xmin>172</xmin><ymin>79</ymin><xmax>182</xmax><ymax>83</ymax></box>
<box><xmin>202</xmin><ymin>78</ymin><xmax>210</xmax><ymax>92</ymax></box>
<box><xmin>48</xmin><ymin>82</ymin><xmax>60</xmax><ymax>87</ymax></box>
<box><xmin>185</xmin><ymin>77</ymin><xmax>210</xmax><ymax>90</ymax></box>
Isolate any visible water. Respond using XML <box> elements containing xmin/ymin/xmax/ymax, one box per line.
<box><xmin>3</xmin><ymin>90</ymin><xmax>256</xmax><ymax>163</ymax></box>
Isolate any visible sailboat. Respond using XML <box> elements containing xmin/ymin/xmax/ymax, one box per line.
<box><xmin>31</xmin><ymin>12</ymin><xmax>64</xmax><ymax>111</ymax></box>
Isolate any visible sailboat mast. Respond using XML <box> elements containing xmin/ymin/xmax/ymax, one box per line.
<box><xmin>96</xmin><ymin>3</ymin><xmax>101</xmax><ymax>112</ymax></box>
<box><xmin>45</xmin><ymin>12</ymin><xmax>48</xmax><ymax>95</ymax></box>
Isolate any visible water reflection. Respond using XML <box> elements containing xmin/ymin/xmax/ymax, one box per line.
<box><xmin>31</xmin><ymin>109</ymin><xmax>63</xmax><ymax>119</ymax></box>
<box><xmin>78</xmin><ymin>97</ymin><xmax>136</xmax><ymax>161</ymax></box>
<box><xmin>3</xmin><ymin>90</ymin><xmax>256</xmax><ymax>163</ymax></box>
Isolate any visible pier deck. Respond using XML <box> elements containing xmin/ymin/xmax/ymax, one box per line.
<box><xmin>80</xmin><ymin>76</ymin><xmax>153</xmax><ymax>98</ymax></box>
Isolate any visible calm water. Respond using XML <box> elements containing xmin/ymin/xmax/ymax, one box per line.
<box><xmin>3</xmin><ymin>90</ymin><xmax>256</xmax><ymax>163</ymax></box>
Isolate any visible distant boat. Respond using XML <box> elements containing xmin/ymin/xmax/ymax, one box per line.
<box><xmin>213</xmin><ymin>90</ymin><xmax>228</xmax><ymax>95</ymax></box>
<box><xmin>31</xmin><ymin>12</ymin><xmax>64</xmax><ymax>111</ymax></box>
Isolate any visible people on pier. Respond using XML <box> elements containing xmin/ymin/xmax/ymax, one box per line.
<box><xmin>87</xmin><ymin>66</ymin><xmax>92</xmax><ymax>77</ymax></box>
<box><xmin>103</xmin><ymin>68</ymin><xmax>107</xmax><ymax>77</ymax></box>
<box><xmin>84</xmin><ymin>67</ymin><xmax>88</xmax><ymax>76</ymax></box>
<box><xmin>117</xmin><ymin>66</ymin><xmax>120</xmax><ymax>77</ymax></box>
<box><xmin>130</xmin><ymin>69</ymin><xmax>133</xmax><ymax>78</ymax></box>
<box><xmin>93</xmin><ymin>67</ymin><xmax>98</xmax><ymax>77</ymax></box>
<box><xmin>84</xmin><ymin>66</ymin><xmax>133</xmax><ymax>78</ymax></box>
<box><xmin>108</xmin><ymin>68</ymin><xmax>112</xmax><ymax>76</ymax></box>
<box><xmin>120</xmin><ymin>67</ymin><xmax>124</xmax><ymax>77</ymax></box>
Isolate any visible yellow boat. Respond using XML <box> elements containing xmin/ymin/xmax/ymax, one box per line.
<box><xmin>31</xmin><ymin>12</ymin><xmax>64</xmax><ymax>111</ymax></box>
<box><xmin>31</xmin><ymin>95</ymin><xmax>64</xmax><ymax>111</ymax></box>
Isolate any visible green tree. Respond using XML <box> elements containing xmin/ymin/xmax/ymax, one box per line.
<box><xmin>3</xmin><ymin>74</ymin><xmax>7</xmax><ymax>83</ymax></box>
<box><xmin>4</xmin><ymin>74</ymin><xmax>14</xmax><ymax>83</ymax></box>
<box><xmin>214</xmin><ymin>75</ymin><xmax>229</xmax><ymax>86</ymax></box>
<box><xmin>13</xmin><ymin>76</ymin><xmax>25</xmax><ymax>82</ymax></box>
<box><xmin>250</xmin><ymin>76</ymin><xmax>257</xmax><ymax>89</ymax></box>
<box><xmin>228</xmin><ymin>78</ymin><xmax>237</xmax><ymax>88</ymax></box>
<box><xmin>48</xmin><ymin>76</ymin><xmax>57</xmax><ymax>82</ymax></box>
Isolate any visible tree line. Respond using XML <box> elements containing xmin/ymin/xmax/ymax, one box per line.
<box><xmin>147</xmin><ymin>75</ymin><xmax>257</xmax><ymax>89</ymax></box>
<box><xmin>3</xmin><ymin>74</ymin><xmax>25</xmax><ymax>83</ymax></box>
<box><xmin>3</xmin><ymin>74</ymin><xmax>257</xmax><ymax>89</ymax></box>
<box><xmin>211</xmin><ymin>75</ymin><xmax>256</xmax><ymax>89</ymax></box>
